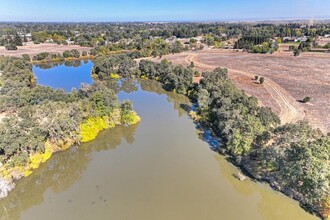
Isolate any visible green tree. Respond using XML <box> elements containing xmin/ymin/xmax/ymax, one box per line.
<box><xmin>293</xmin><ymin>49</ymin><xmax>301</xmax><ymax>56</ymax></box>
<box><xmin>302</xmin><ymin>96</ymin><xmax>311</xmax><ymax>103</ymax></box>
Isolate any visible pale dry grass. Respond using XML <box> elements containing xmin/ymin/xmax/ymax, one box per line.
<box><xmin>153</xmin><ymin>49</ymin><xmax>330</xmax><ymax>133</ymax></box>
<box><xmin>0</xmin><ymin>43</ymin><xmax>91</xmax><ymax>58</ymax></box>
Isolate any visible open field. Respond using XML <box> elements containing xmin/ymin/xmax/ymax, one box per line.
<box><xmin>316</xmin><ymin>37</ymin><xmax>330</xmax><ymax>47</ymax></box>
<box><xmin>0</xmin><ymin>43</ymin><xmax>91</xmax><ymax>57</ymax></box>
<box><xmin>151</xmin><ymin>49</ymin><xmax>330</xmax><ymax>133</ymax></box>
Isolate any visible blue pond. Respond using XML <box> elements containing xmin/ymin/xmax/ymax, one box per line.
<box><xmin>33</xmin><ymin>60</ymin><xmax>93</xmax><ymax>92</ymax></box>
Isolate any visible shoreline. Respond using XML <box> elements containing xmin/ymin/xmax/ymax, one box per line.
<box><xmin>189</xmin><ymin>116</ymin><xmax>322</xmax><ymax>219</ymax></box>
<box><xmin>0</xmin><ymin>111</ymin><xmax>140</xmax><ymax>200</ymax></box>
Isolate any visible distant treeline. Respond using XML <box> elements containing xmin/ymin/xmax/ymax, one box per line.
<box><xmin>2</xmin><ymin>22</ymin><xmax>330</xmax><ymax>51</ymax></box>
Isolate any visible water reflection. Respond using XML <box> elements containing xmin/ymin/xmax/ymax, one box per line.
<box><xmin>34</xmin><ymin>60</ymin><xmax>86</xmax><ymax>70</ymax></box>
<box><xmin>0</xmin><ymin>124</ymin><xmax>138</xmax><ymax>220</ymax></box>
<box><xmin>139</xmin><ymin>79</ymin><xmax>190</xmax><ymax>117</ymax></box>
<box><xmin>33</xmin><ymin>61</ymin><xmax>93</xmax><ymax>92</ymax></box>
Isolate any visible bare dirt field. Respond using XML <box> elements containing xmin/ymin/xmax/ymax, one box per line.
<box><xmin>0</xmin><ymin>43</ymin><xmax>91</xmax><ymax>58</ymax></box>
<box><xmin>151</xmin><ymin>49</ymin><xmax>330</xmax><ymax>133</ymax></box>
<box><xmin>316</xmin><ymin>37</ymin><xmax>330</xmax><ymax>47</ymax></box>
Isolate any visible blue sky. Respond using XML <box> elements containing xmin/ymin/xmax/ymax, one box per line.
<box><xmin>0</xmin><ymin>0</ymin><xmax>329</xmax><ymax>22</ymax></box>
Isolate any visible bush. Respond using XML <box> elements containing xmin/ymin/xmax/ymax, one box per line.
<box><xmin>5</xmin><ymin>44</ymin><xmax>17</xmax><ymax>50</ymax></box>
<box><xmin>190</xmin><ymin>61</ymin><xmax>195</xmax><ymax>68</ymax></box>
<box><xmin>33</xmin><ymin>52</ymin><xmax>50</xmax><ymax>61</ymax></box>
<box><xmin>63</xmin><ymin>50</ymin><xmax>73</xmax><ymax>58</ymax></box>
<box><xmin>194</xmin><ymin>71</ymin><xmax>201</xmax><ymax>77</ymax></box>
<box><xmin>302</xmin><ymin>96</ymin><xmax>311</xmax><ymax>103</ymax></box>
<box><xmin>289</xmin><ymin>45</ymin><xmax>296</xmax><ymax>51</ymax></box>
<box><xmin>82</xmin><ymin>51</ymin><xmax>88</xmax><ymax>56</ymax></box>
<box><xmin>293</xmin><ymin>49</ymin><xmax>301</xmax><ymax>56</ymax></box>
<box><xmin>22</xmin><ymin>54</ymin><xmax>30</xmax><ymax>62</ymax></box>
<box><xmin>71</xmin><ymin>49</ymin><xmax>80</xmax><ymax>58</ymax></box>
<box><xmin>79</xmin><ymin>117</ymin><xmax>108</xmax><ymax>143</ymax></box>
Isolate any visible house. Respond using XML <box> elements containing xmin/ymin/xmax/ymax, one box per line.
<box><xmin>283</xmin><ymin>37</ymin><xmax>295</xmax><ymax>43</ymax></box>
<box><xmin>45</xmin><ymin>38</ymin><xmax>54</xmax><ymax>43</ymax></box>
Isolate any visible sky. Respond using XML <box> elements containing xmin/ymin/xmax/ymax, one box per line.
<box><xmin>0</xmin><ymin>0</ymin><xmax>329</xmax><ymax>22</ymax></box>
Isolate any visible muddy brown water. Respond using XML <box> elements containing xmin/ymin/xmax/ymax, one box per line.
<box><xmin>0</xmin><ymin>67</ymin><xmax>317</xmax><ymax>219</ymax></box>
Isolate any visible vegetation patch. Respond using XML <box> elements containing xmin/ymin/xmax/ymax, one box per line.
<box><xmin>0</xmin><ymin>56</ymin><xmax>140</xmax><ymax>196</ymax></box>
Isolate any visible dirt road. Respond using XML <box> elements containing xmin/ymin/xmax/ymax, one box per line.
<box><xmin>185</xmin><ymin>53</ymin><xmax>305</xmax><ymax>125</ymax></box>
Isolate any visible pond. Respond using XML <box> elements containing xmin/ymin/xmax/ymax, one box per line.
<box><xmin>0</xmin><ymin>61</ymin><xmax>317</xmax><ymax>220</ymax></box>
<box><xmin>33</xmin><ymin>60</ymin><xmax>93</xmax><ymax>92</ymax></box>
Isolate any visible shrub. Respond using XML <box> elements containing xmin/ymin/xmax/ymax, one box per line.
<box><xmin>71</xmin><ymin>49</ymin><xmax>80</xmax><ymax>58</ymax></box>
<box><xmin>22</xmin><ymin>54</ymin><xmax>30</xmax><ymax>62</ymax></box>
<box><xmin>289</xmin><ymin>45</ymin><xmax>296</xmax><ymax>51</ymax></box>
<box><xmin>79</xmin><ymin>117</ymin><xmax>108</xmax><ymax>143</ymax></box>
<box><xmin>293</xmin><ymin>49</ymin><xmax>301</xmax><ymax>56</ymax></box>
<box><xmin>33</xmin><ymin>52</ymin><xmax>50</xmax><ymax>61</ymax></box>
<box><xmin>63</xmin><ymin>50</ymin><xmax>73</xmax><ymax>58</ymax></box>
<box><xmin>194</xmin><ymin>71</ymin><xmax>201</xmax><ymax>77</ymax></box>
<box><xmin>5</xmin><ymin>44</ymin><xmax>17</xmax><ymax>50</ymax></box>
<box><xmin>302</xmin><ymin>96</ymin><xmax>311</xmax><ymax>103</ymax></box>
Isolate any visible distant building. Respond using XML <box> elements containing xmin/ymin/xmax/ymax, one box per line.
<box><xmin>283</xmin><ymin>37</ymin><xmax>295</xmax><ymax>43</ymax></box>
<box><xmin>45</xmin><ymin>38</ymin><xmax>54</xmax><ymax>43</ymax></box>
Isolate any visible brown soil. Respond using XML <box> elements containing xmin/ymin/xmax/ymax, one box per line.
<box><xmin>0</xmin><ymin>43</ymin><xmax>91</xmax><ymax>57</ymax></box>
<box><xmin>151</xmin><ymin>49</ymin><xmax>330</xmax><ymax>133</ymax></box>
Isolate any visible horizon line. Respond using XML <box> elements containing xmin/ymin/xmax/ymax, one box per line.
<box><xmin>1</xmin><ymin>16</ymin><xmax>330</xmax><ymax>24</ymax></box>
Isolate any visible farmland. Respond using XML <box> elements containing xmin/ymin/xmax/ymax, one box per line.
<box><xmin>152</xmin><ymin>49</ymin><xmax>330</xmax><ymax>133</ymax></box>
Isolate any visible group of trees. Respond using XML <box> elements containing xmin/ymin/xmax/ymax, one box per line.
<box><xmin>31</xmin><ymin>31</ymin><xmax>67</xmax><ymax>44</ymax></box>
<box><xmin>89</xmin><ymin>37</ymin><xmax>188</xmax><ymax>57</ymax></box>
<box><xmin>92</xmin><ymin>55</ymin><xmax>194</xmax><ymax>94</ymax></box>
<box><xmin>234</xmin><ymin>35</ymin><xmax>280</xmax><ymax>53</ymax></box>
<box><xmin>0</xmin><ymin>33</ymin><xmax>23</xmax><ymax>50</ymax></box>
<box><xmin>0</xmin><ymin>56</ymin><xmax>139</xmax><ymax>182</ymax></box>
<box><xmin>32</xmin><ymin>49</ymin><xmax>88</xmax><ymax>62</ymax></box>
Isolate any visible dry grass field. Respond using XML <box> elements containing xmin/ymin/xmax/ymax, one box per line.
<box><xmin>316</xmin><ymin>37</ymin><xmax>330</xmax><ymax>47</ymax></box>
<box><xmin>151</xmin><ymin>49</ymin><xmax>330</xmax><ymax>133</ymax></box>
<box><xmin>0</xmin><ymin>43</ymin><xmax>91</xmax><ymax>57</ymax></box>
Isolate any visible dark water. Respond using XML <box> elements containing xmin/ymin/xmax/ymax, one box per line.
<box><xmin>0</xmin><ymin>62</ymin><xmax>317</xmax><ymax>220</ymax></box>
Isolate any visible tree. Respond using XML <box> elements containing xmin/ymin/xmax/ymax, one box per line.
<box><xmin>63</xmin><ymin>50</ymin><xmax>73</xmax><ymax>58</ymax></box>
<box><xmin>22</xmin><ymin>54</ymin><xmax>30</xmax><ymax>62</ymax></box>
<box><xmin>289</xmin><ymin>45</ymin><xmax>296</xmax><ymax>51</ymax></box>
<box><xmin>255</xmin><ymin>75</ymin><xmax>259</xmax><ymax>80</ymax></box>
<box><xmin>70</xmin><ymin>49</ymin><xmax>80</xmax><ymax>58</ymax></box>
<box><xmin>13</xmin><ymin>33</ymin><xmax>23</xmax><ymax>46</ymax></box>
<box><xmin>190</xmin><ymin>61</ymin><xmax>195</xmax><ymax>68</ymax></box>
<box><xmin>302</xmin><ymin>96</ymin><xmax>311</xmax><ymax>103</ymax></box>
<box><xmin>293</xmin><ymin>49</ymin><xmax>301</xmax><ymax>56</ymax></box>
<box><xmin>5</xmin><ymin>43</ymin><xmax>17</xmax><ymax>50</ymax></box>
<box><xmin>259</xmin><ymin>77</ymin><xmax>265</xmax><ymax>84</ymax></box>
